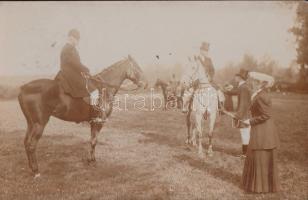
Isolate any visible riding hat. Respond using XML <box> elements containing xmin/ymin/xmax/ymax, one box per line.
<box><xmin>68</xmin><ymin>29</ymin><xmax>80</xmax><ymax>40</ymax></box>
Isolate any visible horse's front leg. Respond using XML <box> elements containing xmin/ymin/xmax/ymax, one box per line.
<box><xmin>89</xmin><ymin>123</ymin><xmax>103</xmax><ymax>162</ymax></box>
<box><xmin>207</xmin><ymin>111</ymin><xmax>217</xmax><ymax>157</ymax></box>
<box><xmin>185</xmin><ymin>112</ymin><xmax>192</xmax><ymax>144</ymax></box>
<box><xmin>191</xmin><ymin>128</ymin><xmax>197</xmax><ymax>147</ymax></box>
<box><xmin>163</xmin><ymin>91</ymin><xmax>167</xmax><ymax>111</ymax></box>
<box><xmin>196</xmin><ymin>114</ymin><xmax>204</xmax><ymax>158</ymax></box>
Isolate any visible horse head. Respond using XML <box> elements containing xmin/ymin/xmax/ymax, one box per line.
<box><xmin>125</xmin><ymin>55</ymin><xmax>148</xmax><ymax>89</ymax></box>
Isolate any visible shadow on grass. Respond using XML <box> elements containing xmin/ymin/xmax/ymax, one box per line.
<box><xmin>139</xmin><ymin>131</ymin><xmax>241</xmax><ymax>157</ymax></box>
<box><xmin>0</xmin><ymin>131</ymin><xmax>133</xmax><ymax>181</ymax></box>
<box><xmin>174</xmin><ymin>154</ymin><xmax>242</xmax><ymax>188</ymax></box>
<box><xmin>139</xmin><ymin>131</ymin><xmax>182</xmax><ymax>148</ymax></box>
<box><xmin>213</xmin><ymin>146</ymin><xmax>241</xmax><ymax>157</ymax></box>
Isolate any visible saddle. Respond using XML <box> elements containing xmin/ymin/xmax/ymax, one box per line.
<box><xmin>81</xmin><ymin>73</ymin><xmax>113</xmax><ymax>108</ymax></box>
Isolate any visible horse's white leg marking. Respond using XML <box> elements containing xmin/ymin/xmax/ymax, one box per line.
<box><xmin>34</xmin><ymin>173</ymin><xmax>41</xmax><ymax>179</ymax></box>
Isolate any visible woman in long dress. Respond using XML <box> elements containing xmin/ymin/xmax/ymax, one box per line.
<box><xmin>242</xmin><ymin>72</ymin><xmax>280</xmax><ymax>193</ymax></box>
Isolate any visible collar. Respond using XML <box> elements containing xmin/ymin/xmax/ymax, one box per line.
<box><xmin>238</xmin><ymin>80</ymin><xmax>245</xmax><ymax>87</ymax></box>
<box><xmin>251</xmin><ymin>88</ymin><xmax>263</xmax><ymax>101</ymax></box>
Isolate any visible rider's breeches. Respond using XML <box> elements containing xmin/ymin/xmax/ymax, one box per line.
<box><xmin>90</xmin><ymin>89</ymin><xmax>99</xmax><ymax>106</ymax></box>
<box><xmin>240</xmin><ymin>126</ymin><xmax>251</xmax><ymax>145</ymax></box>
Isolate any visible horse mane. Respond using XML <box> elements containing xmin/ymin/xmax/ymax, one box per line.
<box><xmin>92</xmin><ymin>56</ymin><xmax>142</xmax><ymax>90</ymax></box>
<box><xmin>96</xmin><ymin>58</ymin><xmax>128</xmax><ymax>77</ymax></box>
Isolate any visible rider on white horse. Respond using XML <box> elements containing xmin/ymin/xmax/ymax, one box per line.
<box><xmin>182</xmin><ymin>42</ymin><xmax>224</xmax><ymax>113</ymax></box>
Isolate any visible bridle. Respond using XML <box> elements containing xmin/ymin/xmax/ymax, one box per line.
<box><xmin>122</xmin><ymin>58</ymin><xmax>142</xmax><ymax>91</ymax></box>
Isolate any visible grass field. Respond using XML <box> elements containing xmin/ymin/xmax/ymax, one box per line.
<box><xmin>0</xmin><ymin>92</ymin><xmax>307</xmax><ymax>200</ymax></box>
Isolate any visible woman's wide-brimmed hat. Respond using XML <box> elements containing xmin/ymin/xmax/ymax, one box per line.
<box><xmin>249</xmin><ymin>71</ymin><xmax>275</xmax><ymax>88</ymax></box>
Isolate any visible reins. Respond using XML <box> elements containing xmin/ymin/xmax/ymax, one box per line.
<box><xmin>82</xmin><ymin>68</ymin><xmax>141</xmax><ymax>93</ymax></box>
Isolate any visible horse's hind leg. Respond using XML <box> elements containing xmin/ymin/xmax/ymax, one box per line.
<box><xmin>20</xmin><ymin>95</ymin><xmax>49</xmax><ymax>177</ymax></box>
<box><xmin>25</xmin><ymin>122</ymin><xmax>46</xmax><ymax>177</ymax></box>
<box><xmin>24</xmin><ymin>122</ymin><xmax>33</xmax><ymax>171</ymax></box>
<box><xmin>89</xmin><ymin>123</ymin><xmax>103</xmax><ymax>163</ymax></box>
<box><xmin>18</xmin><ymin>94</ymin><xmax>39</xmax><ymax>176</ymax></box>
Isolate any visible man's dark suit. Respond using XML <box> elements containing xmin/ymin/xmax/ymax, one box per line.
<box><xmin>55</xmin><ymin>43</ymin><xmax>95</xmax><ymax>98</ymax></box>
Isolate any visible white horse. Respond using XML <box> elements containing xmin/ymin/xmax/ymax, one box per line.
<box><xmin>181</xmin><ymin>57</ymin><xmax>225</xmax><ymax>157</ymax></box>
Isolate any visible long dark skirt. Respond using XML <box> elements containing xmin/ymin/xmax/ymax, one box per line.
<box><xmin>242</xmin><ymin>147</ymin><xmax>279</xmax><ymax>193</ymax></box>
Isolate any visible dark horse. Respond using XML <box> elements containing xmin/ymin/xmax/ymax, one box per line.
<box><xmin>154</xmin><ymin>78</ymin><xmax>184</xmax><ymax>110</ymax></box>
<box><xmin>18</xmin><ymin>55</ymin><xmax>147</xmax><ymax>178</ymax></box>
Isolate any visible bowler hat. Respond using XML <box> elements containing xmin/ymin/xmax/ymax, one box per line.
<box><xmin>235</xmin><ymin>69</ymin><xmax>249</xmax><ymax>80</ymax></box>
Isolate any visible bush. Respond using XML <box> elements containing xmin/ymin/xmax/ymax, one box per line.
<box><xmin>0</xmin><ymin>85</ymin><xmax>20</xmax><ymax>100</ymax></box>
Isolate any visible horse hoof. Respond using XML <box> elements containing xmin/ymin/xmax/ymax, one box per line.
<box><xmin>198</xmin><ymin>152</ymin><xmax>205</xmax><ymax>158</ymax></box>
<box><xmin>185</xmin><ymin>139</ymin><xmax>193</xmax><ymax>145</ymax></box>
<box><xmin>34</xmin><ymin>173</ymin><xmax>41</xmax><ymax>179</ymax></box>
<box><xmin>87</xmin><ymin>157</ymin><xmax>96</xmax><ymax>164</ymax></box>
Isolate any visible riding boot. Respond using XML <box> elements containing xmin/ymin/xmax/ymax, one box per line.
<box><xmin>218</xmin><ymin>101</ymin><xmax>225</xmax><ymax>116</ymax></box>
<box><xmin>242</xmin><ymin>145</ymin><xmax>248</xmax><ymax>155</ymax></box>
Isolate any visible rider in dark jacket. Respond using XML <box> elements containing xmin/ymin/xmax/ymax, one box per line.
<box><xmin>55</xmin><ymin>29</ymin><xmax>103</xmax><ymax>123</ymax></box>
<box><xmin>55</xmin><ymin>29</ymin><xmax>95</xmax><ymax>97</ymax></box>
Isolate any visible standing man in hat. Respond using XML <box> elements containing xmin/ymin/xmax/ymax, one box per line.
<box><xmin>224</xmin><ymin>69</ymin><xmax>251</xmax><ymax>157</ymax></box>
<box><xmin>55</xmin><ymin>29</ymin><xmax>103</xmax><ymax>123</ymax></box>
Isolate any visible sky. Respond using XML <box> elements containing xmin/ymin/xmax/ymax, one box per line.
<box><xmin>0</xmin><ymin>1</ymin><xmax>298</xmax><ymax>76</ymax></box>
